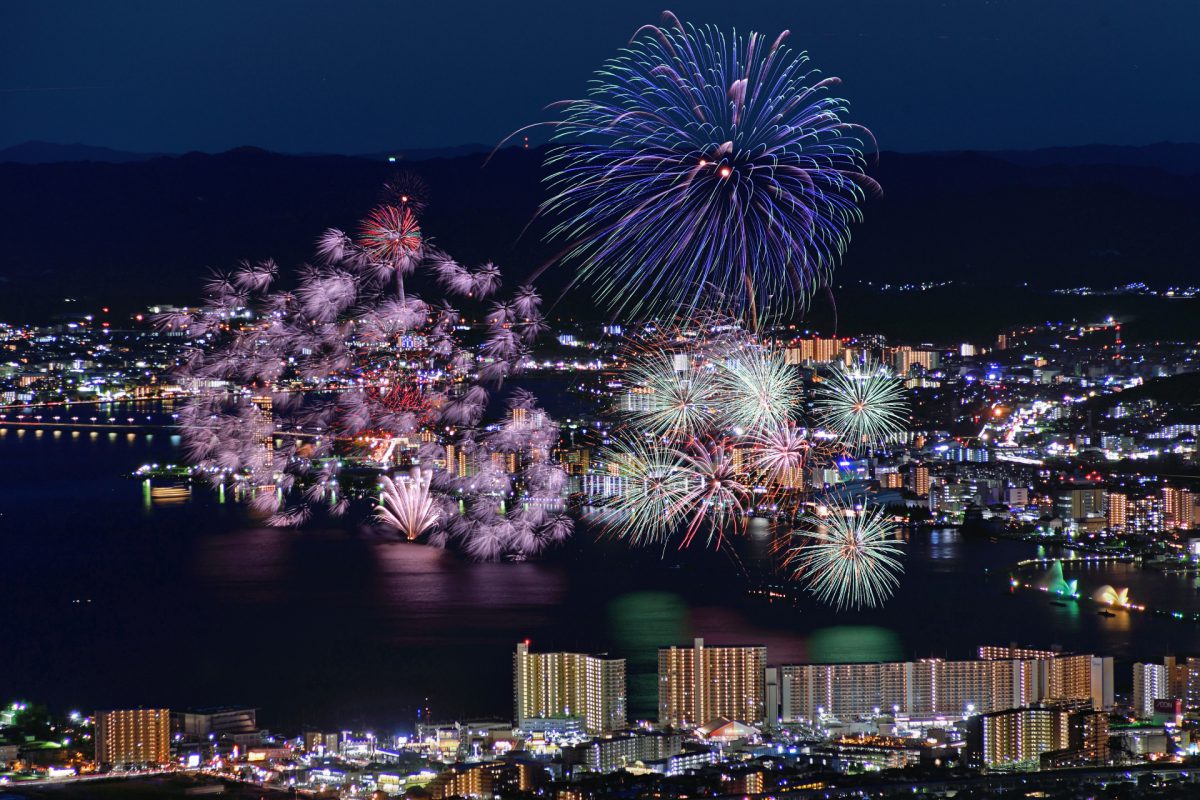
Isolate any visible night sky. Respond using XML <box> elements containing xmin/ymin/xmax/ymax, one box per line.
<box><xmin>2</xmin><ymin>0</ymin><xmax>1197</xmax><ymax>155</ymax></box>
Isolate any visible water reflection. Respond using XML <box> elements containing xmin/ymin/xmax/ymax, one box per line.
<box><xmin>807</xmin><ymin>626</ymin><xmax>902</xmax><ymax>663</ymax></box>
<box><xmin>927</xmin><ymin>528</ymin><xmax>960</xmax><ymax>561</ymax></box>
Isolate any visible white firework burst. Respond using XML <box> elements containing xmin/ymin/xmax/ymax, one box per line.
<box><xmin>789</xmin><ymin>500</ymin><xmax>904</xmax><ymax>610</ymax></box>
<box><xmin>714</xmin><ymin>345</ymin><xmax>800</xmax><ymax>435</ymax></box>
<box><xmin>376</xmin><ymin>469</ymin><xmax>441</xmax><ymax>540</ymax></box>
<box><xmin>813</xmin><ymin>358</ymin><xmax>908</xmax><ymax>454</ymax></box>
<box><xmin>594</xmin><ymin>434</ymin><xmax>693</xmax><ymax>546</ymax></box>
<box><xmin>622</xmin><ymin>351</ymin><xmax>718</xmax><ymax>437</ymax></box>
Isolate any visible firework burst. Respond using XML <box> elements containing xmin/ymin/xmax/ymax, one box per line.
<box><xmin>714</xmin><ymin>345</ymin><xmax>801</xmax><ymax>434</ymax></box>
<box><xmin>813</xmin><ymin>358</ymin><xmax>908</xmax><ymax>454</ymax></box>
<box><xmin>789</xmin><ymin>499</ymin><xmax>904</xmax><ymax>610</ymax></box>
<box><xmin>622</xmin><ymin>351</ymin><xmax>718</xmax><ymax>437</ymax></box>
<box><xmin>751</xmin><ymin>421</ymin><xmax>811</xmax><ymax>485</ymax></box>
<box><xmin>541</xmin><ymin>12</ymin><xmax>877</xmax><ymax>319</ymax></box>
<box><xmin>359</xmin><ymin>204</ymin><xmax>423</xmax><ymax>267</ymax></box>
<box><xmin>594</xmin><ymin>434</ymin><xmax>693</xmax><ymax>546</ymax></box>
<box><xmin>377</xmin><ymin>469</ymin><xmax>441</xmax><ymax>540</ymax></box>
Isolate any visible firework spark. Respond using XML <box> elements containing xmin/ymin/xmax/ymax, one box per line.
<box><xmin>377</xmin><ymin>469</ymin><xmax>441</xmax><ymax>540</ymax></box>
<box><xmin>752</xmin><ymin>421</ymin><xmax>811</xmax><ymax>485</ymax></box>
<box><xmin>542</xmin><ymin>12</ymin><xmax>877</xmax><ymax>318</ymax></box>
<box><xmin>789</xmin><ymin>500</ymin><xmax>904</xmax><ymax>610</ymax></box>
<box><xmin>813</xmin><ymin>359</ymin><xmax>908</xmax><ymax>453</ymax></box>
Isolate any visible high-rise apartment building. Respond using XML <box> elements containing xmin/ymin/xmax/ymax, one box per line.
<box><xmin>909</xmin><ymin>465</ymin><xmax>931</xmax><ymax>498</ymax></box>
<box><xmin>1106</xmin><ymin>492</ymin><xmax>1128</xmax><ymax>529</ymax></box>
<box><xmin>94</xmin><ymin>708</ymin><xmax>171</xmax><ymax>768</ymax></box>
<box><xmin>971</xmin><ymin>704</ymin><xmax>1108</xmax><ymax>769</ymax></box>
<box><xmin>1184</xmin><ymin>657</ymin><xmax>1200</xmax><ymax>712</ymax></box>
<box><xmin>978</xmin><ymin>705</ymin><xmax>1071</xmax><ymax>768</ymax></box>
<box><xmin>658</xmin><ymin>638</ymin><xmax>766</xmax><ymax>728</ymax></box>
<box><xmin>172</xmin><ymin>706</ymin><xmax>256</xmax><ymax>738</ymax></box>
<box><xmin>1047</xmin><ymin>654</ymin><xmax>1113</xmax><ymax>710</ymax></box>
<box><xmin>777</xmin><ymin>653</ymin><xmax>1112</xmax><ymax>722</ymax></box>
<box><xmin>513</xmin><ymin>642</ymin><xmax>626</xmax><ymax>735</ymax></box>
<box><xmin>1164</xmin><ymin>487</ymin><xmax>1194</xmax><ymax>530</ymax></box>
<box><xmin>1132</xmin><ymin>663</ymin><xmax>1169</xmax><ymax>718</ymax></box>
<box><xmin>892</xmin><ymin>347</ymin><xmax>940</xmax><ymax>376</ymax></box>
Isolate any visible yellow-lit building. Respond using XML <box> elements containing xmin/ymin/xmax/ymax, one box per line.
<box><xmin>514</xmin><ymin>642</ymin><xmax>626</xmax><ymax>735</ymax></box>
<box><xmin>980</xmin><ymin>706</ymin><xmax>1070</xmax><ymax>768</ymax></box>
<box><xmin>94</xmin><ymin>708</ymin><xmax>171</xmax><ymax>768</ymax></box>
<box><xmin>658</xmin><ymin>638</ymin><xmax>766</xmax><ymax>728</ymax></box>
<box><xmin>1106</xmin><ymin>492</ymin><xmax>1128</xmax><ymax>529</ymax></box>
<box><xmin>426</xmin><ymin>762</ymin><xmax>540</xmax><ymax>799</ymax></box>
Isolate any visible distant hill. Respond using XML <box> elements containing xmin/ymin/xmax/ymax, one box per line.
<box><xmin>0</xmin><ymin>141</ymin><xmax>163</xmax><ymax>164</ymax></box>
<box><xmin>0</xmin><ymin>143</ymin><xmax>1197</xmax><ymax>327</ymax></box>
<box><xmin>988</xmin><ymin>142</ymin><xmax>1200</xmax><ymax>175</ymax></box>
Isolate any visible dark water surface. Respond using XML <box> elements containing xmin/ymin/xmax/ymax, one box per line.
<box><xmin>2</xmin><ymin>407</ymin><xmax>1198</xmax><ymax>734</ymax></box>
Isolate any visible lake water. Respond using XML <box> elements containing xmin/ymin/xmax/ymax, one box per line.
<box><xmin>2</xmin><ymin>407</ymin><xmax>1198</xmax><ymax>734</ymax></box>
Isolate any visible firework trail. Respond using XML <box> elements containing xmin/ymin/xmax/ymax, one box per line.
<box><xmin>541</xmin><ymin>12</ymin><xmax>877</xmax><ymax>320</ymax></box>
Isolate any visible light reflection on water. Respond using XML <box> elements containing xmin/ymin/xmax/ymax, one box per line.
<box><xmin>6</xmin><ymin>407</ymin><xmax>1200</xmax><ymax>728</ymax></box>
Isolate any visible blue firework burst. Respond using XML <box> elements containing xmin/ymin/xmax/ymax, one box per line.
<box><xmin>542</xmin><ymin>12</ymin><xmax>878</xmax><ymax>319</ymax></box>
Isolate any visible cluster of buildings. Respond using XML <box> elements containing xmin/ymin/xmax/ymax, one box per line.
<box><xmin>0</xmin><ymin>314</ymin><xmax>185</xmax><ymax>407</ymax></box>
<box><xmin>13</xmin><ymin>639</ymin><xmax>1200</xmax><ymax>797</ymax></box>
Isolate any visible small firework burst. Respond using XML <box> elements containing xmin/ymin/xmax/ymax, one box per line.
<box><xmin>594</xmin><ymin>434</ymin><xmax>693</xmax><ymax>546</ymax></box>
<box><xmin>377</xmin><ymin>469</ymin><xmax>441</xmax><ymax>540</ymax></box>
<box><xmin>622</xmin><ymin>351</ymin><xmax>718</xmax><ymax>437</ymax></box>
<box><xmin>359</xmin><ymin>204</ymin><xmax>422</xmax><ymax>264</ymax></box>
<box><xmin>789</xmin><ymin>500</ymin><xmax>904</xmax><ymax>610</ymax></box>
<box><xmin>752</xmin><ymin>421</ymin><xmax>812</xmax><ymax>484</ymax></box>
<box><xmin>382</xmin><ymin>171</ymin><xmax>431</xmax><ymax>214</ymax></box>
<box><xmin>813</xmin><ymin>359</ymin><xmax>908</xmax><ymax>454</ymax></box>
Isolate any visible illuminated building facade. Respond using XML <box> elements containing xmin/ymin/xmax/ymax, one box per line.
<box><xmin>94</xmin><ymin>708</ymin><xmax>171</xmax><ymax>768</ymax></box>
<box><xmin>1163</xmin><ymin>486</ymin><xmax>1194</xmax><ymax>530</ymax></box>
<box><xmin>1106</xmin><ymin>492</ymin><xmax>1128</xmax><ymax>529</ymax></box>
<box><xmin>426</xmin><ymin>762</ymin><xmax>540</xmax><ymax>799</ymax></box>
<box><xmin>979</xmin><ymin>645</ymin><xmax>1058</xmax><ymax>661</ymax></box>
<box><xmin>978</xmin><ymin>705</ymin><xmax>1070</xmax><ymax>768</ymax></box>
<box><xmin>779</xmin><ymin>653</ymin><xmax>1112</xmax><ymax>722</ymax></box>
<box><xmin>892</xmin><ymin>346</ymin><xmax>940</xmax><ymax>376</ymax></box>
<box><xmin>658</xmin><ymin>638</ymin><xmax>766</xmax><ymax>728</ymax></box>
<box><xmin>513</xmin><ymin>642</ymin><xmax>626</xmax><ymax>735</ymax></box>
<box><xmin>1132</xmin><ymin>662</ymin><xmax>1168</xmax><ymax>719</ymax></box>
<box><xmin>909</xmin><ymin>465</ymin><xmax>931</xmax><ymax>498</ymax></box>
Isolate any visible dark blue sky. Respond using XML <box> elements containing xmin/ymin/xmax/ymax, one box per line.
<box><xmin>2</xmin><ymin>0</ymin><xmax>1197</xmax><ymax>155</ymax></box>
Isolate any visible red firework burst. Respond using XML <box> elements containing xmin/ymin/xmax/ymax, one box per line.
<box><xmin>367</xmin><ymin>379</ymin><xmax>434</xmax><ymax>420</ymax></box>
<box><xmin>359</xmin><ymin>205</ymin><xmax>422</xmax><ymax>263</ymax></box>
